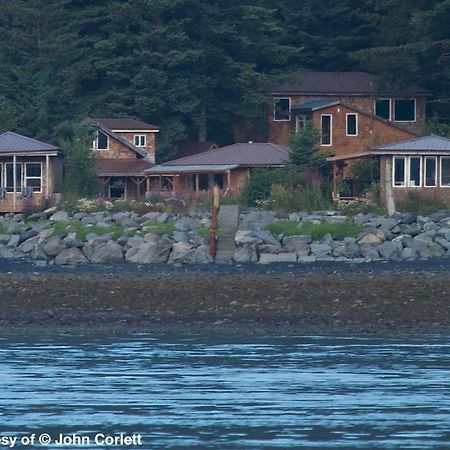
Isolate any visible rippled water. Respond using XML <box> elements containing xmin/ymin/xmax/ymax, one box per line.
<box><xmin>0</xmin><ymin>334</ymin><xmax>450</xmax><ymax>449</ymax></box>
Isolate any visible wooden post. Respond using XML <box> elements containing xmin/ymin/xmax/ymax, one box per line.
<box><xmin>210</xmin><ymin>185</ymin><xmax>220</xmax><ymax>258</ymax></box>
<box><xmin>332</xmin><ymin>161</ymin><xmax>337</xmax><ymax>199</ymax></box>
<box><xmin>385</xmin><ymin>157</ymin><xmax>396</xmax><ymax>216</ymax></box>
<box><xmin>226</xmin><ymin>170</ymin><xmax>231</xmax><ymax>190</ymax></box>
<box><xmin>146</xmin><ymin>176</ymin><xmax>150</xmax><ymax>192</ymax></box>
<box><xmin>13</xmin><ymin>155</ymin><xmax>17</xmax><ymax>211</ymax></box>
<box><xmin>45</xmin><ymin>154</ymin><xmax>50</xmax><ymax>198</ymax></box>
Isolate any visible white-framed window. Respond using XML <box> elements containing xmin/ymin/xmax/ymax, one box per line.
<box><xmin>295</xmin><ymin>115</ymin><xmax>307</xmax><ymax>132</ymax></box>
<box><xmin>440</xmin><ymin>157</ymin><xmax>450</xmax><ymax>187</ymax></box>
<box><xmin>134</xmin><ymin>134</ymin><xmax>146</xmax><ymax>147</ymax></box>
<box><xmin>5</xmin><ymin>163</ymin><xmax>23</xmax><ymax>193</ymax></box>
<box><xmin>346</xmin><ymin>113</ymin><xmax>358</xmax><ymax>136</ymax></box>
<box><xmin>24</xmin><ymin>162</ymin><xmax>42</xmax><ymax>193</ymax></box>
<box><xmin>375</xmin><ymin>99</ymin><xmax>391</xmax><ymax>120</ymax></box>
<box><xmin>408</xmin><ymin>156</ymin><xmax>421</xmax><ymax>187</ymax></box>
<box><xmin>424</xmin><ymin>156</ymin><xmax>437</xmax><ymax>187</ymax></box>
<box><xmin>393</xmin><ymin>156</ymin><xmax>406</xmax><ymax>187</ymax></box>
<box><xmin>320</xmin><ymin>114</ymin><xmax>332</xmax><ymax>146</ymax></box>
<box><xmin>93</xmin><ymin>130</ymin><xmax>109</xmax><ymax>150</ymax></box>
<box><xmin>273</xmin><ymin>98</ymin><xmax>291</xmax><ymax>121</ymax></box>
<box><xmin>394</xmin><ymin>99</ymin><xmax>416</xmax><ymax>122</ymax></box>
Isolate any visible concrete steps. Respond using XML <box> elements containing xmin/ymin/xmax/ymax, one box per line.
<box><xmin>215</xmin><ymin>204</ymin><xmax>239</xmax><ymax>262</ymax></box>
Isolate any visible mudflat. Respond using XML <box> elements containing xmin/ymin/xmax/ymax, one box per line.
<box><xmin>0</xmin><ymin>259</ymin><xmax>449</xmax><ymax>335</ymax></box>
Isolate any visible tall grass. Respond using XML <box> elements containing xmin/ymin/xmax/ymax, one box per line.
<box><xmin>397</xmin><ymin>192</ymin><xmax>448</xmax><ymax>215</ymax></box>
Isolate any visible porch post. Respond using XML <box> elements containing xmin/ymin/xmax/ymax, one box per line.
<box><xmin>226</xmin><ymin>170</ymin><xmax>231</xmax><ymax>190</ymax></box>
<box><xmin>12</xmin><ymin>155</ymin><xmax>17</xmax><ymax>210</ymax></box>
<box><xmin>332</xmin><ymin>161</ymin><xmax>337</xmax><ymax>199</ymax></box>
<box><xmin>146</xmin><ymin>176</ymin><xmax>150</xmax><ymax>192</ymax></box>
<box><xmin>45</xmin><ymin>154</ymin><xmax>50</xmax><ymax>197</ymax></box>
<box><xmin>195</xmin><ymin>173</ymin><xmax>199</xmax><ymax>192</ymax></box>
<box><xmin>384</xmin><ymin>157</ymin><xmax>396</xmax><ymax>216</ymax></box>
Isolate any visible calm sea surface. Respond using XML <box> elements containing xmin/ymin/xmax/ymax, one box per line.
<box><xmin>0</xmin><ymin>334</ymin><xmax>449</xmax><ymax>449</ymax></box>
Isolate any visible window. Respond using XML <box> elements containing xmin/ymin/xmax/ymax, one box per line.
<box><xmin>440</xmin><ymin>157</ymin><xmax>450</xmax><ymax>187</ymax></box>
<box><xmin>295</xmin><ymin>115</ymin><xmax>307</xmax><ymax>132</ymax></box>
<box><xmin>320</xmin><ymin>114</ymin><xmax>332</xmax><ymax>146</ymax></box>
<box><xmin>6</xmin><ymin>163</ymin><xmax>23</xmax><ymax>193</ymax></box>
<box><xmin>408</xmin><ymin>156</ymin><xmax>421</xmax><ymax>187</ymax></box>
<box><xmin>25</xmin><ymin>163</ymin><xmax>42</xmax><ymax>192</ymax></box>
<box><xmin>94</xmin><ymin>131</ymin><xmax>109</xmax><ymax>150</ymax></box>
<box><xmin>394</xmin><ymin>99</ymin><xmax>416</xmax><ymax>122</ymax></box>
<box><xmin>375</xmin><ymin>99</ymin><xmax>391</xmax><ymax>120</ymax></box>
<box><xmin>273</xmin><ymin>98</ymin><xmax>291</xmax><ymax>121</ymax></box>
<box><xmin>214</xmin><ymin>174</ymin><xmax>224</xmax><ymax>189</ymax></box>
<box><xmin>134</xmin><ymin>134</ymin><xmax>146</xmax><ymax>147</ymax></box>
<box><xmin>424</xmin><ymin>157</ymin><xmax>437</xmax><ymax>187</ymax></box>
<box><xmin>346</xmin><ymin>113</ymin><xmax>358</xmax><ymax>136</ymax></box>
<box><xmin>393</xmin><ymin>156</ymin><xmax>406</xmax><ymax>187</ymax></box>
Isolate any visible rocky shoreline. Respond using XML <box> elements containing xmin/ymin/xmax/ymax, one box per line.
<box><xmin>1</xmin><ymin>206</ymin><xmax>450</xmax><ymax>265</ymax></box>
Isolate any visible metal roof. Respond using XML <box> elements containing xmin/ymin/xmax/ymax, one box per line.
<box><xmin>268</xmin><ymin>71</ymin><xmax>431</xmax><ymax>96</ymax></box>
<box><xmin>292</xmin><ymin>99</ymin><xmax>339</xmax><ymax>111</ymax></box>
<box><xmin>156</xmin><ymin>143</ymin><xmax>289</xmax><ymax>167</ymax></box>
<box><xmin>147</xmin><ymin>164</ymin><xmax>239</xmax><ymax>174</ymax></box>
<box><xmin>86</xmin><ymin>118</ymin><xmax>159</xmax><ymax>131</ymax></box>
<box><xmin>371</xmin><ymin>135</ymin><xmax>450</xmax><ymax>152</ymax></box>
<box><xmin>96</xmin><ymin>159</ymin><xmax>155</xmax><ymax>176</ymax></box>
<box><xmin>0</xmin><ymin>132</ymin><xmax>59</xmax><ymax>153</ymax></box>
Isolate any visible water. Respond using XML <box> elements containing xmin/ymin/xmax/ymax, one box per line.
<box><xmin>0</xmin><ymin>334</ymin><xmax>450</xmax><ymax>449</ymax></box>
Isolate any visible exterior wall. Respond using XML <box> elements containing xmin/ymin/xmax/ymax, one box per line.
<box><xmin>114</xmin><ymin>131</ymin><xmax>157</xmax><ymax>162</ymax></box>
<box><xmin>312</xmin><ymin>104</ymin><xmax>416</xmax><ymax>159</ymax></box>
<box><xmin>0</xmin><ymin>155</ymin><xmax>61</xmax><ymax>213</ymax></box>
<box><xmin>379</xmin><ymin>155</ymin><xmax>450</xmax><ymax>207</ymax></box>
<box><xmin>268</xmin><ymin>94</ymin><xmax>426</xmax><ymax>146</ymax></box>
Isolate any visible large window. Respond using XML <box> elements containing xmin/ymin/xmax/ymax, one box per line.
<box><xmin>25</xmin><ymin>163</ymin><xmax>42</xmax><ymax>193</ymax></box>
<box><xmin>393</xmin><ymin>156</ymin><xmax>406</xmax><ymax>187</ymax></box>
<box><xmin>394</xmin><ymin>99</ymin><xmax>416</xmax><ymax>122</ymax></box>
<box><xmin>94</xmin><ymin>131</ymin><xmax>109</xmax><ymax>150</ymax></box>
<box><xmin>320</xmin><ymin>114</ymin><xmax>332</xmax><ymax>146</ymax></box>
<box><xmin>375</xmin><ymin>99</ymin><xmax>391</xmax><ymax>120</ymax></box>
<box><xmin>134</xmin><ymin>134</ymin><xmax>146</xmax><ymax>147</ymax></box>
<box><xmin>273</xmin><ymin>98</ymin><xmax>291</xmax><ymax>121</ymax></box>
<box><xmin>424</xmin><ymin>157</ymin><xmax>437</xmax><ymax>187</ymax></box>
<box><xmin>409</xmin><ymin>156</ymin><xmax>421</xmax><ymax>187</ymax></box>
<box><xmin>440</xmin><ymin>157</ymin><xmax>450</xmax><ymax>187</ymax></box>
<box><xmin>6</xmin><ymin>163</ymin><xmax>23</xmax><ymax>193</ymax></box>
<box><xmin>346</xmin><ymin>113</ymin><xmax>358</xmax><ymax>136</ymax></box>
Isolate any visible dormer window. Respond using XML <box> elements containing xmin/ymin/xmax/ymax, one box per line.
<box><xmin>394</xmin><ymin>99</ymin><xmax>416</xmax><ymax>122</ymax></box>
<box><xmin>273</xmin><ymin>98</ymin><xmax>291</xmax><ymax>121</ymax></box>
<box><xmin>93</xmin><ymin>131</ymin><xmax>109</xmax><ymax>150</ymax></box>
<box><xmin>134</xmin><ymin>134</ymin><xmax>146</xmax><ymax>147</ymax></box>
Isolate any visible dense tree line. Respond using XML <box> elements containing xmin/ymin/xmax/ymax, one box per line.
<box><xmin>0</xmin><ymin>0</ymin><xmax>448</xmax><ymax>160</ymax></box>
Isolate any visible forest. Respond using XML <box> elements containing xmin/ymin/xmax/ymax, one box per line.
<box><xmin>0</xmin><ymin>0</ymin><xmax>448</xmax><ymax>160</ymax></box>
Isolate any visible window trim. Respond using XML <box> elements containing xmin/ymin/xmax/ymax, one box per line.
<box><xmin>273</xmin><ymin>97</ymin><xmax>291</xmax><ymax>122</ymax></box>
<box><xmin>393</xmin><ymin>98</ymin><xmax>416</xmax><ymax>123</ymax></box>
<box><xmin>295</xmin><ymin>115</ymin><xmax>307</xmax><ymax>132</ymax></box>
<box><xmin>408</xmin><ymin>156</ymin><xmax>422</xmax><ymax>188</ymax></box>
<box><xmin>94</xmin><ymin>130</ymin><xmax>109</xmax><ymax>151</ymax></box>
<box><xmin>374</xmin><ymin>98</ymin><xmax>391</xmax><ymax>121</ymax></box>
<box><xmin>134</xmin><ymin>134</ymin><xmax>146</xmax><ymax>147</ymax></box>
<box><xmin>346</xmin><ymin>113</ymin><xmax>358</xmax><ymax>136</ymax></box>
<box><xmin>440</xmin><ymin>156</ymin><xmax>450</xmax><ymax>188</ymax></box>
<box><xmin>424</xmin><ymin>156</ymin><xmax>437</xmax><ymax>188</ymax></box>
<box><xmin>5</xmin><ymin>162</ymin><xmax>23</xmax><ymax>193</ymax></box>
<box><xmin>24</xmin><ymin>162</ymin><xmax>43</xmax><ymax>194</ymax></box>
<box><xmin>392</xmin><ymin>156</ymin><xmax>406</xmax><ymax>187</ymax></box>
<box><xmin>320</xmin><ymin>114</ymin><xmax>332</xmax><ymax>146</ymax></box>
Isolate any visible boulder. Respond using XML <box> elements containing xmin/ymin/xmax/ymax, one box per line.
<box><xmin>175</xmin><ymin>217</ymin><xmax>201</xmax><ymax>232</ymax></box>
<box><xmin>188</xmin><ymin>245</ymin><xmax>213</xmax><ymax>264</ymax></box>
<box><xmin>125</xmin><ymin>238</ymin><xmax>172</xmax><ymax>264</ymax></box>
<box><xmin>298</xmin><ymin>255</ymin><xmax>317</xmax><ymax>263</ymax></box>
<box><xmin>359</xmin><ymin>244</ymin><xmax>380</xmax><ymax>260</ymax></box>
<box><xmin>90</xmin><ymin>240</ymin><xmax>124</xmax><ymax>263</ymax></box>
<box><xmin>50</xmin><ymin>210</ymin><xmax>69</xmax><ymax>222</ymax></box>
<box><xmin>283</xmin><ymin>235</ymin><xmax>311</xmax><ymax>255</ymax></box>
<box><xmin>42</xmin><ymin>236</ymin><xmax>66</xmax><ymax>256</ymax></box>
<box><xmin>310</xmin><ymin>243</ymin><xmax>331</xmax><ymax>257</ymax></box>
<box><xmin>435</xmin><ymin>236</ymin><xmax>450</xmax><ymax>251</ymax></box>
<box><xmin>238</xmin><ymin>210</ymin><xmax>276</xmax><ymax>231</ymax></box>
<box><xmin>258</xmin><ymin>244</ymin><xmax>286</xmax><ymax>254</ymax></box>
<box><xmin>55</xmin><ymin>247</ymin><xmax>88</xmax><ymax>264</ymax></box>
<box><xmin>0</xmin><ymin>235</ymin><xmax>11</xmax><ymax>245</ymax></box>
<box><xmin>168</xmin><ymin>242</ymin><xmax>193</xmax><ymax>263</ymax></box>
<box><xmin>378</xmin><ymin>241</ymin><xmax>403</xmax><ymax>260</ymax></box>
<box><xmin>419</xmin><ymin>243</ymin><xmax>445</xmax><ymax>258</ymax></box>
<box><xmin>18</xmin><ymin>236</ymin><xmax>40</xmax><ymax>253</ymax></box>
<box><xmin>233</xmin><ymin>244</ymin><xmax>258</xmax><ymax>263</ymax></box>
<box><xmin>254</xmin><ymin>231</ymin><xmax>280</xmax><ymax>245</ymax></box>
<box><xmin>7</xmin><ymin>235</ymin><xmax>20</xmax><ymax>248</ymax></box>
<box><xmin>235</xmin><ymin>231</ymin><xmax>262</xmax><ymax>245</ymax></box>
<box><xmin>259</xmin><ymin>253</ymin><xmax>297</xmax><ymax>264</ymax></box>
<box><xmin>172</xmin><ymin>231</ymin><xmax>189</xmax><ymax>243</ymax></box>
<box><xmin>401</xmin><ymin>247</ymin><xmax>417</xmax><ymax>259</ymax></box>
<box><xmin>358</xmin><ymin>233</ymin><xmax>382</xmax><ymax>245</ymax></box>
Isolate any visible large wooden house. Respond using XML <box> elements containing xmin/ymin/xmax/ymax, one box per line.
<box><xmin>86</xmin><ymin>118</ymin><xmax>159</xmax><ymax>199</ymax></box>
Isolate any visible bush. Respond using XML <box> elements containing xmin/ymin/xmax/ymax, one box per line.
<box><xmin>397</xmin><ymin>192</ymin><xmax>447</xmax><ymax>215</ymax></box>
<box><xmin>241</xmin><ymin>168</ymin><xmax>284</xmax><ymax>206</ymax></box>
<box><xmin>339</xmin><ymin>199</ymin><xmax>387</xmax><ymax>216</ymax></box>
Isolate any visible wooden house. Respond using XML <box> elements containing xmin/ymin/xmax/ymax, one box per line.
<box><xmin>85</xmin><ymin>118</ymin><xmax>159</xmax><ymax>199</ymax></box>
<box><xmin>0</xmin><ymin>132</ymin><xmax>63</xmax><ymax>212</ymax></box>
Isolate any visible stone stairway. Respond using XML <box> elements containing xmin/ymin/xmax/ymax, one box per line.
<box><xmin>215</xmin><ymin>204</ymin><xmax>239</xmax><ymax>262</ymax></box>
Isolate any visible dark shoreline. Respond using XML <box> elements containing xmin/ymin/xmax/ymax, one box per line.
<box><xmin>1</xmin><ymin>258</ymin><xmax>450</xmax><ymax>336</ymax></box>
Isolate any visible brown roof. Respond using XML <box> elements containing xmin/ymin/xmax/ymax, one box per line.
<box><xmin>161</xmin><ymin>142</ymin><xmax>289</xmax><ymax>167</ymax></box>
<box><xmin>177</xmin><ymin>141</ymin><xmax>218</xmax><ymax>158</ymax></box>
<box><xmin>86</xmin><ymin>118</ymin><xmax>159</xmax><ymax>131</ymax></box>
<box><xmin>269</xmin><ymin>71</ymin><xmax>431</xmax><ymax>96</ymax></box>
<box><xmin>96</xmin><ymin>159</ymin><xmax>155</xmax><ymax>176</ymax></box>
<box><xmin>0</xmin><ymin>132</ymin><xmax>59</xmax><ymax>153</ymax></box>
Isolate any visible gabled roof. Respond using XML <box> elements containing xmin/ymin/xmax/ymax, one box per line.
<box><xmin>148</xmin><ymin>164</ymin><xmax>238</xmax><ymax>174</ymax></box>
<box><xmin>268</xmin><ymin>71</ymin><xmax>431</xmax><ymax>96</ymax></box>
<box><xmin>0</xmin><ymin>132</ymin><xmax>59</xmax><ymax>153</ymax></box>
<box><xmin>371</xmin><ymin>135</ymin><xmax>450</xmax><ymax>152</ymax></box>
<box><xmin>86</xmin><ymin>118</ymin><xmax>159</xmax><ymax>131</ymax></box>
<box><xmin>291</xmin><ymin>99</ymin><xmax>339</xmax><ymax>111</ymax></box>
<box><xmin>152</xmin><ymin>142</ymin><xmax>289</xmax><ymax>168</ymax></box>
<box><xmin>177</xmin><ymin>141</ymin><xmax>218</xmax><ymax>158</ymax></box>
<box><xmin>96</xmin><ymin>159</ymin><xmax>155</xmax><ymax>176</ymax></box>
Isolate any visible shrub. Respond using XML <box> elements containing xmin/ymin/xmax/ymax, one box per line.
<box><xmin>143</xmin><ymin>220</ymin><xmax>176</xmax><ymax>235</ymax></box>
<box><xmin>397</xmin><ymin>192</ymin><xmax>447</xmax><ymax>215</ymax></box>
<box><xmin>339</xmin><ymin>199</ymin><xmax>387</xmax><ymax>216</ymax></box>
<box><xmin>52</xmin><ymin>220</ymin><xmax>125</xmax><ymax>241</ymax></box>
<box><xmin>241</xmin><ymin>168</ymin><xmax>284</xmax><ymax>206</ymax></box>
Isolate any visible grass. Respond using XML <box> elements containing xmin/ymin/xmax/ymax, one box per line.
<box><xmin>0</xmin><ymin>224</ymin><xmax>8</xmax><ymax>235</ymax></box>
<box><xmin>397</xmin><ymin>193</ymin><xmax>448</xmax><ymax>215</ymax></box>
<box><xmin>52</xmin><ymin>220</ymin><xmax>126</xmax><ymax>241</ymax></box>
<box><xmin>142</xmin><ymin>220</ymin><xmax>176</xmax><ymax>235</ymax></box>
<box><xmin>339</xmin><ymin>200</ymin><xmax>387</xmax><ymax>216</ymax></box>
<box><xmin>266</xmin><ymin>220</ymin><xmax>365</xmax><ymax>240</ymax></box>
